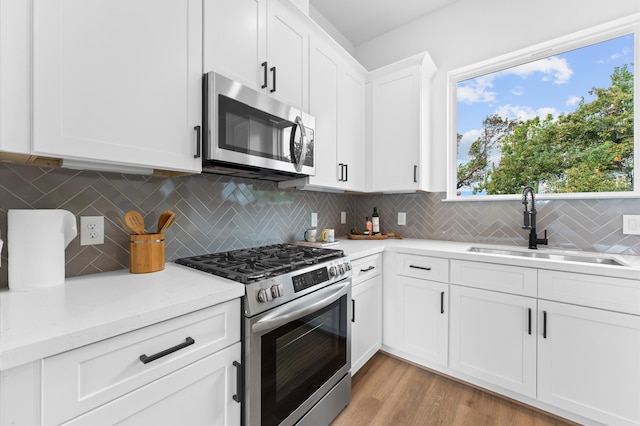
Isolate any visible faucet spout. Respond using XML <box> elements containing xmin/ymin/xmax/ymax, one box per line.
<box><xmin>521</xmin><ymin>186</ymin><xmax>548</xmax><ymax>249</ymax></box>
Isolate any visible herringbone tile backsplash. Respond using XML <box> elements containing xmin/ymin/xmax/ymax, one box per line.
<box><xmin>1</xmin><ymin>163</ymin><xmax>638</xmax><ymax>287</ymax></box>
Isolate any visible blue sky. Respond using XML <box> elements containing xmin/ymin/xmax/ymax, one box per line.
<box><xmin>456</xmin><ymin>33</ymin><xmax>635</xmax><ymax>167</ymax></box>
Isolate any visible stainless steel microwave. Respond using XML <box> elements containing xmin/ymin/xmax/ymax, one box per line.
<box><xmin>201</xmin><ymin>72</ymin><xmax>315</xmax><ymax>181</ymax></box>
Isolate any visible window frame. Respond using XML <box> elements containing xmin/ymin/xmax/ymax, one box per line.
<box><xmin>446</xmin><ymin>14</ymin><xmax>640</xmax><ymax>201</ymax></box>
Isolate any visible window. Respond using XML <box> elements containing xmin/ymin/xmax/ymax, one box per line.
<box><xmin>448</xmin><ymin>15</ymin><xmax>639</xmax><ymax>200</ymax></box>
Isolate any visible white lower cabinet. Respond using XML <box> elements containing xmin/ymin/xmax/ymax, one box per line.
<box><xmin>538</xmin><ymin>300</ymin><xmax>640</xmax><ymax>426</ymax></box>
<box><xmin>351</xmin><ymin>254</ymin><xmax>382</xmax><ymax>374</ymax></box>
<box><xmin>383</xmin><ymin>253</ymin><xmax>448</xmax><ymax>368</ymax></box>
<box><xmin>63</xmin><ymin>342</ymin><xmax>241</xmax><ymax>426</ymax></box>
<box><xmin>449</xmin><ymin>285</ymin><xmax>537</xmax><ymax>398</ymax></box>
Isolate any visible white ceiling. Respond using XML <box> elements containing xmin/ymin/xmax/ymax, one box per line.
<box><xmin>308</xmin><ymin>0</ymin><xmax>460</xmax><ymax>47</ymax></box>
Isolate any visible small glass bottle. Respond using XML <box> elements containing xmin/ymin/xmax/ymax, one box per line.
<box><xmin>372</xmin><ymin>207</ymin><xmax>380</xmax><ymax>235</ymax></box>
<box><xmin>365</xmin><ymin>216</ymin><xmax>372</xmax><ymax>235</ymax></box>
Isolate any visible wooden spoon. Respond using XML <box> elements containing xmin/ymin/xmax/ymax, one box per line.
<box><xmin>117</xmin><ymin>216</ymin><xmax>137</xmax><ymax>235</ymax></box>
<box><xmin>158</xmin><ymin>211</ymin><xmax>175</xmax><ymax>234</ymax></box>
<box><xmin>124</xmin><ymin>211</ymin><xmax>145</xmax><ymax>235</ymax></box>
<box><xmin>157</xmin><ymin>210</ymin><xmax>173</xmax><ymax>233</ymax></box>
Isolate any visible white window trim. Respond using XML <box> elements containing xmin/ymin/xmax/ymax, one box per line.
<box><xmin>446</xmin><ymin>13</ymin><xmax>640</xmax><ymax>201</ymax></box>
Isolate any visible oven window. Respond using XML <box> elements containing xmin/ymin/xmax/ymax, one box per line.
<box><xmin>261</xmin><ymin>294</ymin><xmax>348</xmax><ymax>426</ymax></box>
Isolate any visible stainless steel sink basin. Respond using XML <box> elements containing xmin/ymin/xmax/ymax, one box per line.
<box><xmin>467</xmin><ymin>247</ymin><xmax>627</xmax><ymax>266</ymax></box>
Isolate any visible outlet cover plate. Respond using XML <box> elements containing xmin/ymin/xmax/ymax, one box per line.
<box><xmin>80</xmin><ymin>216</ymin><xmax>104</xmax><ymax>245</ymax></box>
<box><xmin>398</xmin><ymin>212</ymin><xmax>406</xmax><ymax>226</ymax></box>
<box><xmin>623</xmin><ymin>215</ymin><xmax>640</xmax><ymax>235</ymax></box>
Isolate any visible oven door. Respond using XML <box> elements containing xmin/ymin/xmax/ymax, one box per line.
<box><xmin>245</xmin><ymin>279</ymin><xmax>351</xmax><ymax>426</ymax></box>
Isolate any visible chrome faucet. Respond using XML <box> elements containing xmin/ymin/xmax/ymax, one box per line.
<box><xmin>522</xmin><ymin>186</ymin><xmax>548</xmax><ymax>249</ymax></box>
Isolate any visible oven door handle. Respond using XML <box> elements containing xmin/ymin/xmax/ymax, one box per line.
<box><xmin>252</xmin><ymin>280</ymin><xmax>350</xmax><ymax>334</ymax></box>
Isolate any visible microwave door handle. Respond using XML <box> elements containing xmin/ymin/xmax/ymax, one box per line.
<box><xmin>290</xmin><ymin>116</ymin><xmax>307</xmax><ymax>173</ymax></box>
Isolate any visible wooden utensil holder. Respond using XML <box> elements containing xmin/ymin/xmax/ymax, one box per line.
<box><xmin>130</xmin><ymin>233</ymin><xmax>165</xmax><ymax>273</ymax></box>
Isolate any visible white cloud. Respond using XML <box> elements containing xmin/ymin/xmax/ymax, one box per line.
<box><xmin>494</xmin><ymin>104</ymin><xmax>559</xmax><ymax>122</ymax></box>
<box><xmin>599</xmin><ymin>47</ymin><xmax>631</xmax><ymax>63</ymax></box>
<box><xmin>457</xmin><ymin>75</ymin><xmax>497</xmax><ymax>104</ymax></box>
<box><xmin>503</xmin><ymin>56</ymin><xmax>573</xmax><ymax>84</ymax></box>
<box><xmin>566</xmin><ymin>95</ymin><xmax>582</xmax><ymax>107</ymax></box>
<box><xmin>511</xmin><ymin>85</ymin><xmax>524</xmax><ymax>96</ymax></box>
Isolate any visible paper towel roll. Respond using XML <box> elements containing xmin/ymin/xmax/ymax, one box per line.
<box><xmin>8</xmin><ymin>209</ymin><xmax>78</xmax><ymax>291</ymax></box>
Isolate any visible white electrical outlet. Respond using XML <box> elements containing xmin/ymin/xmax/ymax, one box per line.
<box><xmin>398</xmin><ymin>212</ymin><xmax>406</xmax><ymax>226</ymax></box>
<box><xmin>311</xmin><ymin>212</ymin><xmax>318</xmax><ymax>227</ymax></box>
<box><xmin>80</xmin><ymin>216</ymin><xmax>104</xmax><ymax>245</ymax></box>
<box><xmin>341</xmin><ymin>212</ymin><xmax>346</xmax><ymax>224</ymax></box>
<box><xmin>623</xmin><ymin>215</ymin><xmax>640</xmax><ymax>235</ymax></box>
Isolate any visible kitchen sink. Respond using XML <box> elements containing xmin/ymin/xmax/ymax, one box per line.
<box><xmin>467</xmin><ymin>247</ymin><xmax>628</xmax><ymax>266</ymax></box>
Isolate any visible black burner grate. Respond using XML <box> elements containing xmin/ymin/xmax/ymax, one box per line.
<box><xmin>175</xmin><ymin>243</ymin><xmax>344</xmax><ymax>284</ymax></box>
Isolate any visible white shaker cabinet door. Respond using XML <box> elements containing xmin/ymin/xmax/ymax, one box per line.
<box><xmin>369</xmin><ymin>65</ymin><xmax>420</xmax><ymax>192</ymax></box>
<box><xmin>351</xmin><ymin>274</ymin><xmax>382</xmax><ymax>375</ymax></box>
<box><xmin>307</xmin><ymin>35</ymin><xmax>340</xmax><ymax>188</ymax></box>
<box><xmin>203</xmin><ymin>0</ymin><xmax>266</xmax><ymax>90</ymax></box>
<box><xmin>538</xmin><ymin>300</ymin><xmax>640</xmax><ymax>426</ymax></box>
<box><xmin>265</xmin><ymin>0</ymin><xmax>308</xmax><ymax>110</ymax></box>
<box><xmin>449</xmin><ymin>285</ymin><xmax>537</xmax><ymax>398</ymax></box>
<box><xmin>384</xmin><ymin>275</ymin><xmax>448</xmax><ymax>368</ymax></box>
<box><xmin>339</xmin><ymin>64</ymin><xmax>366</xmax><ymax>191</ymax></box>
<box><xmin>62</xmin><ymin>342</ymin><xmax>242</xmax><ymax>426</ymax></box>
<box><xmin>33</xmin><ymin>0</ymin><xmax>202</xmax><ymax>173</ymax></box>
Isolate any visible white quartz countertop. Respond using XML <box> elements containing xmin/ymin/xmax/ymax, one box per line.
<box><xmin>1</xmin><ymin>239</ymin><xmax>638</xmax><ymax>372</ymax></box>
<box><xmin>335</xmin><ymin>238</ymin><xmax>640</xmax><ymax>280</ymax></box>
<box><xmin>0</xmin><ymin>263</ymin><xmax>244</xmax><ymax>371</ymax></box>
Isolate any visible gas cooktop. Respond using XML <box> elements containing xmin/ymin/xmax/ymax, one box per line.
<box><xmin>175</xmin><ymin>243</ymin><xmax>345</xmax><ymax>284</ymax></box>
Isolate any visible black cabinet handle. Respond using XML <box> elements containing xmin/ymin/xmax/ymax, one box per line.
<box><xmin>352</xmin><ymin>299</ymin><xmax>356</xmax><ymax>323</ymax></box>
<box><xmin>414</xmin><ymin>165</ymin><xmax>417</xmax><ymax>183</ymax></box>
<box><xmin>440</xmin><ymin>291</ymin><xmax>445</xmax><ymax>314</ymax></box>
<box><xmin>344</xmin><ymin>164</ymin><xmax>348</xmax><ymax>182</ymax></box>
<box><xmin>261</xmin><ymin>62</ymin><xmax>268</xmax><ymax>89</ymax></box>
<box><xmin>139</xmin><ymin>337</ymin><xmax>195</xmax><ymax>364</ymax></box>
<box><xmin>232</xmin><ymin>361</ymin><xmax>242</xmax><ymax>403</ymax></box>
<box><xmin>528</xmin><ymin>308</ymin><xmax>532</xmax><ymax>335</ymax></box>
<box><xmin>409</xmin><ymin>265</ymin><xmax>431</xmax><ymax>271</ymax></box>
<box><xmin>543</xmin><ymin>311</ymin><xmax>547</xmax><ymax>339</ymax></box>
<box><xmin>270</xmin><ymin>66</ymin><xmax>276</xmax><ymax>92</ymax></box>
<box><xmin>193</xmin><ymin>126</ymin><xmax>201</xmax><ymax>158</ymax></box>
<box><xmin>360</xmin><ymin>266</ymin><xmax>375</xmax><ymax>273</ymax></box>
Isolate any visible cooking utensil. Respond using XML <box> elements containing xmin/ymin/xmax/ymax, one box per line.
<box><xmin>156</xmin><ymin>210</ymin><xmax>173</xmax><ymax>233</ymax></box>
<box><xmin>158</xmin><ymin>210</ymin><xmax>175</xmax><ymax>234</ymax></box>
<box><xmin>117</xmin><ymin>216</ymin><xmax>137</xmax><ymax>235</ymax></box>
<box><xmin>124</xmin><ymin>211</ymin><xmax>145</xmax><ymax>235</ymax></box>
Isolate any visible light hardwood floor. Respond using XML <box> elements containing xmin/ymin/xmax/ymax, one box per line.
<box><xmin>332</xmin><ymin>352</ymin><xmax>579</xmax><ymax>426</ymax></box>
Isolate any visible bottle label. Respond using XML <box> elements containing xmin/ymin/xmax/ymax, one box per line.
<box><xmin>372</xmin><ymin>217</ymin><xmax>380</xmax><ymax>234</ymax></box>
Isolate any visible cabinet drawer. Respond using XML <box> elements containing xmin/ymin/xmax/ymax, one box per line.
<box><xmin>397</xmin><ymin>254</ymin><xmax>449</xmax><ymax>283</ymax></box>
<box><xmin>42</xmin><ymin>299</ymin><xmax>240</xmax><ymax>426</ymax></box>
<box><xmin>450</xmin><ymin>260</ymin><xmax>536</xmax><ymax>297</ymax></box>
<box><xmin>351</xmin><ymin>254</ymin><xmax>382</xmax><ymax>284</ymax></box>
<box><xmin>539</xmin><ymin>270</ymin><xmax>640</xmax><ymax>315</ymax></box>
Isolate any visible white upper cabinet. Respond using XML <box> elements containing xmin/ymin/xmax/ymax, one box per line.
<box><xmin>0</xmin><ymin>0</ymin><xmax>31</xmax><ymax>156</ymax></box>
<box><xmin>279</xmin><ymin>31</ymin><xmax>366</xmax><ymax>192</ymax></box>
<box><xmin>203</xmin><ymin>0</ymin><xmax>265</xmax><ymax>90</ymax></box>
<box><xmin>367</xmin><ymin>52</ymin><xmax>437</xmax><ymax>193</ymax></box>
<box><xmin>338</xmin><ymin>62</ymin><xmax>366</xmax><ymax>191</ymax></box>
<box><xmin>204</xmin><ymin>0</ymin><xmax>308</xmax><ymax>111</ymax></box>
<box><xmin>32</xmin><ymin>0</ymin><xmax>203</xmax><ymax>174</ymax></box>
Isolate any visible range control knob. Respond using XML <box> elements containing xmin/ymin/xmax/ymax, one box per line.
<box><xmin>329</xmin><ymin>266</ymin><xmax>338</xmax><ymax>277</ymax></box>
<box><xmin>338</xmin><ymin>264</ymin><xmax>345</xmax><ymax>274</ymax></box>
<box><xmin>344</xmin><ymin>262</ymin><xmax>352</xmax><ymax>271</ymax></box>
<box><xmin>270</xmin><ymin>283</ymin><xmax>283</xmax><ymax>298</ymax></box>
<box><xmin>257</xmin><ymin>288</ymin><xmax>272</xmax><ymax>303</ymax></box>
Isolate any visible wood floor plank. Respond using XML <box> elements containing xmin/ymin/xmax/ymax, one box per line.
<box><xmin>333</xmin><ymin>352</ymin><xmax>578</xmax><ymax>426</ymax></box>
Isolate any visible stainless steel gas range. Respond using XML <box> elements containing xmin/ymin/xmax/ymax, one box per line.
<box><xmin>176</xmin><ymin>243</ymin><xmax>353</xmax><ymax>426</ymax></box>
